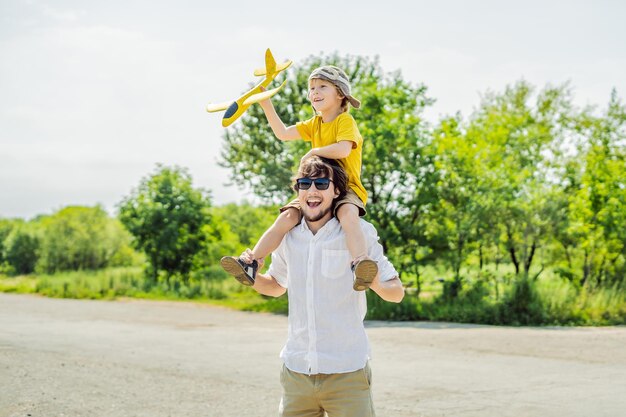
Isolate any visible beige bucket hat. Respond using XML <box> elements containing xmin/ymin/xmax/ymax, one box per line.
<box><xmin>309</xmin><ymin>65</ymin><xmax>361</xmax><ymax>109</ymax></box>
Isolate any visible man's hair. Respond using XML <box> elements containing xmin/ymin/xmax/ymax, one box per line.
<box><xmin>293</xmin><ymin>156</ymin><xmax>348</xmax><ymax>198</ymax></box>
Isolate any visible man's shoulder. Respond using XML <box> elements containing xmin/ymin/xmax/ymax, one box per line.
<box><xmin>358</xmin><ymin>219</ymin><xmax>378</xmax><ymax>238</ymax></box>
<box><xmin>283</xmin><ymin>220</ymin><xmax>319</xmax><ymax>239</ymax></box>
<box><xmin>326</xmin><ymin>217</ymin><xmax>375</xmax><ymax>236</ymax></box>
<box><xmin>333</xmin><ymin>219</ymin><xmax>380</xmax><ymax>246</ymax></box>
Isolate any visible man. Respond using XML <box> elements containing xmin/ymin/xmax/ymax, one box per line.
<box><xmin>225</xmin><ymin>156</ymin><xmax>404</xmax><ymax>417</ymax></box>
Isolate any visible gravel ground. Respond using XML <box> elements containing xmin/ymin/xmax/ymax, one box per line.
<box><xmin>1</xmin><ymin>293</ymin><xmax>625</xmax><ymax>417</ymax></box>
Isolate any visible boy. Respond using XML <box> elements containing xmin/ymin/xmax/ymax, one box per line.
<box><xmin>222</xmin><ymin>65</ymin><xmax>377</xmax><ymax>291</ymax></box>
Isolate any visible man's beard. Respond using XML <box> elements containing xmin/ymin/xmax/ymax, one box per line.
<box><xmin>303</xmin><ymin>204</ymin><xmax>333</xmax><ymax>223</ymax></box>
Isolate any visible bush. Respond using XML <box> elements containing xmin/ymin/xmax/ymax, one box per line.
<box><xmin>423</xmin><ymin>280</ymin><xmax>498</xmax><ymax>324</ymax></box>
<box><xmin>366</xmin><ymin>289</ymin><xmax>423</xmax><ymax>321</ymax></box>
<box><xmin>37</xmin><ymin>206</ymin><xmax>137</xmax><ymax>273</ymax></box>
<box><xmin>497</xmin><ymin>276</ymin><xmax>545</xmax><ymax>325</ymax></box>
<box><xmin>4</xmin><ymin>227</ymin><xmax>40</xmax><ymax>275</ymax></box>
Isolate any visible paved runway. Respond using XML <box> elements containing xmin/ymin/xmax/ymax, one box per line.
<box><xmin>1</xmin><ymin>293</ymin><xmax>625</xmax><ymax>416</ymax></box>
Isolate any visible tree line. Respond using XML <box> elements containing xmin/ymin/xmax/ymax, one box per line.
<box><xmin>1</xmin><ymin>52</ymin><xmax>624</xmax><ymax>324</ymax></box>
<box><xmin>221</xmin><ymin>53</ymin><xmax>626</xmax><ymax>296</ymax></box>
<box><xmin>0</xmin><ymin>206</ymin><xmax>138</xmax><ymax>276</ymax></box>
<box><xmin>0</xmin><ymin>167</ymin><xmax>274</xmax><ymax>284</ymax></box>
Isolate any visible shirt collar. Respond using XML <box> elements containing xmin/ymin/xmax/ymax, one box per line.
<box><xmin>299</xmin><ymin>217</ymin><xmax>340</xmax><ymax>237</ymax></box>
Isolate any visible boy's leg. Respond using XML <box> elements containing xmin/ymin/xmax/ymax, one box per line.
<box><xmin>252</xmin><ymin>207</ymin><xmax>301</xmax><ymax>261</ymax></box>
<box><xmin>336</xmin><ymin>203</ymin><xmax>378</xmax><ymax>291</ymax></box>
<box><xmin>221</xmin><ymin>207</ymin><xmax>300</xmax><ymax>285</ymax></box>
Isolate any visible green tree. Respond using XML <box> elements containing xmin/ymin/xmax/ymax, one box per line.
<box><xmin>195</xmin><ymin>203</ymin><xmax>278</xmax><ymax>276</ymax></box>
<box><xmin>423</xmin><ymin>81</ymin><xmax>578</xmax><ymax>298</ymax></box>
<box><xmin>567</xmin><ymin>90</ymin><xmax>626</xmax><ymax>286</ymax></box>
<box><xmin>211</xmin><ymin>202</ymin><xmax>277</xmax><ymax>250</ymax></box>
<box><xmin>0</xmin><ymin>219</ymin><xmax>17</xmax><ymax>266</ymax></box>
<box><xmin>4</xmin><ymin>225</ymin><xmax>40</xmax><ymax>275</ymax></box>
<box><xmin>118</xmin><ymin>165</ymin><xmax>212</xmax><ymax>282</ymax></box>
<box><xmin>465</xmin><ymin>81</ymin><xmax>575</xmax><ymax>278</ymax></box>
<box><xmin>355</xmin><ymin>66</ymin><xmax>434</xmax><ymax>290</ymax></box>
<box><xmin>427</xmin><ymin>114</ymin><xmax>485</xmax><ymax>292</ymax></box>
<box><xmin>37</xmin><ymin>206</ymin><xmax>133</xmax><ymax>273</ymax></box>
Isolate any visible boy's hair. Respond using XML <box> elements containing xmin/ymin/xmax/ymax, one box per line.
<box><xmin>293</xmin><ymin>156</ymin><xmax>348</xmax><ymax>199</ymax></box>
<box><xmin>309</xmin><ymin>65</ymin><xmax>361</xmax><ymax>110</ymax></box>
<box><xmin>335</xmin><ymin>88</ymin><xmax>350</xmax><ymax>113</ymax></box>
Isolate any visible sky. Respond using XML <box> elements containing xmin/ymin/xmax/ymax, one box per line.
<box><xmin>1</xmin><ymin>0</ymin><xmax>625</xmax><ymax>219</ymax></box>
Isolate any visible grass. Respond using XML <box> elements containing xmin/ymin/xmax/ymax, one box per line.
<box><xmin>386</xmin><ymin>263</ymin><xmax>626</xmax><ymax>325</ymax></box>
<box><xmin>537</xmin><ymin>279</ymin><xmax>626</xmax><ymax>325</ymax></box>
<box><xmin>0</xmin><ymin>267</ymin><xmax>277</xmax><ymax>312</ymax></box>
<box><xmin>0</xmin><ymin>274</ymin><xmax>38</xmax><ymax>293</ymax></box>
<box><xmin>1</xmin><ymin>266</ymin><xmax>624</xmax><ymax>325</ymax></box>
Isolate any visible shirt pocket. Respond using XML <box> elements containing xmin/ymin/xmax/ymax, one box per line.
<box><xmin>321</xmin><ymin>249</ymin><xmax>351</xmax><ymax>279</ymax></box>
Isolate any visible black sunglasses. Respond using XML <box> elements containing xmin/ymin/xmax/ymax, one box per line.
<box><xmin>296</xmin><ymin>177</ymin><xmax>333</xmax><ymax>190</ymax></box>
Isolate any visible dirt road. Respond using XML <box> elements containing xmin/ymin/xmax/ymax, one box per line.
<box><xmin>1</xmin><ymin>293</ymin><xmax>625</xmax><ymax>417</ymax></box>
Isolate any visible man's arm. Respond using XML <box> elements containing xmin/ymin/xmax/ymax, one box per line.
<box><xmin>253</xmin><ymin>272</ymin><xmax>287</xmax><ymax>297</ymax></box>
<box><xmin>239</xmin><ymin>248</ymin><xmax>287</xmax><ymax>298</ymax></box>
<box><xmin>362</xmin><ymin>222</ymin><xmax>405</xmax><ymax>303</ymax></box>
<box><xmin>370</xmin><ymin>275</ymin><xmax>404</xmax><ymax>303</ymax></box>
<box><xmin>258</xmin><ymin>98</ymin><xmax>301</xmax><ymax>141</ymax></box>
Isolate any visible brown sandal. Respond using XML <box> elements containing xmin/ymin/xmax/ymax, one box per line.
<box><xmin>352</xmin><ymin>259</ymin><xmax>378</xmax><ymax>291</ymax></box>
<box><xmin>220</xmin><ymin>256</ymin><xmax>257</xmax><ymax>286</ymax></box>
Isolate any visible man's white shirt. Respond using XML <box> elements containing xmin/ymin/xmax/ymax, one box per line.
<box><xmin>268</xmin><ymin>217</ymin><xmax>398</xmax><ymax>375</ymax></box>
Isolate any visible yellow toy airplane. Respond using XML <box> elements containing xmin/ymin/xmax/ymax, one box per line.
<box><xmin>206</xmin><ymin>48</ymin><xmax>292</xmax><ymax>127</ymax></box>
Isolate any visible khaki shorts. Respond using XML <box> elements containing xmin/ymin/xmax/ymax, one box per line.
<box><xmin>278</xmin><ymin>363</ymin><xmax>375</xmax><ymax>417</ymax></box>
<box><xmin>280</xmin><ymin>189</ymin><xmax>366</xmax><ymax>218</ymax></box>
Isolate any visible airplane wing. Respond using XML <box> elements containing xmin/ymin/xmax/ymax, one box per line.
<box><xmin>253</xmin><ymin>60</ymin><xmax>292</xmax><ymax>76</ymax></box>
<box><xmin>242</xmin><ymin>80</ymin><xmax>287</xmax><ymax>106</ymax></box>
<box><xmin>206</xmin><ymin>101</ymin><xmax>232</xmax><ymax>113</ymax></box>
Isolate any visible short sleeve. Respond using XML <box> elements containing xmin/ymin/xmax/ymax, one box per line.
<box><xmin>296</xmin><ymin>116</ymin><xmax>315</xmax><ymax>142</ymax></box>
<box><xmin>336</xmin><ymin>114</ymin><xmax>361</xmax><ymax>149</ymax></box>
<box><xmin>362</xmin><ymin>221</ymin><xmax>398</xmax><ymax>282</ymax></box>
<box><xmin>268</xmin><ymin>239</ymin><xmax>288</xmax><ymax>288</ymax></box>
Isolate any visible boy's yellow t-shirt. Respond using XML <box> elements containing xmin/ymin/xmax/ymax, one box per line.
<box><xmin>295</xmin><ymin>112</ymin><xmax>367</xmax><ymax>204</ymax></box>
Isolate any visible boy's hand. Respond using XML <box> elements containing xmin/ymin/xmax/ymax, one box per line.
<box><xmin>258</xmin><ymin>86</ymin><xmax>271</xmax><ymax>105</ymax></box>
<box><xmin>240</xmin><ymin>248</ymin><xmax>265</xmax><ymax>269</ymax></box>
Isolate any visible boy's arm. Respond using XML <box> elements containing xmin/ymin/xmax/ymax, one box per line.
<box><xmin>301</xmin><ymin>141</ymin><xmax>353</xmax><ymax>161</ymax></box>
<box><xmin>259</xmin><ymin>98</ymin><xmax>301</xmax><ymax>141</ymax></box>
<box><xmin>370</xmin><ymin>276</ymin><xmax>404</xmax><ymax>303</ymax></box>
<box><xmin>301</xmin><ymin>112</ymin><xmax>359</xmax><ymax>161</ymax></box>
